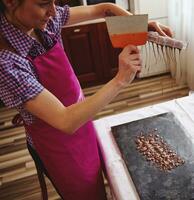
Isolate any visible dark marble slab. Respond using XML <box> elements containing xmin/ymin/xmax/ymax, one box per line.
<box><xmin>111</xmin><ymin>112</ymin><xmax>194</xmax><ymax>200</ymax></box>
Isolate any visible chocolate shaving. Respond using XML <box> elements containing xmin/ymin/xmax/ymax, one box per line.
<box><xmin>135</xmin><ymin>129</ymin><xmax>185</xmax><ymax>172</ymax></box>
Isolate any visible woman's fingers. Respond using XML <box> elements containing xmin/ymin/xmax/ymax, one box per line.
<box><xmin>116</xmin><ymin>44</ymin><xmax>142</xmax><ymax>86</ymax></box>
<box><xmin>148</xmin><ymin>21</ymin><xmax>173</xmax><ymax>37</ymax></box>
<box><xmin>121</xmin><ymin>44</ymin><xmax>139</xmax><ymax>56</ymax></box>
<box><xmin>130</xmin><ymin>60</ymin><xmax>142</xmax><ymax>66</ymax></box>
<box><xmin>161</xmin><ymin>25</ymin><xmax>174</xmax><ymax>37</ymax></box>
<box><xmin>120</xmin><ymin>45</ymin><xmax>142</xmax><ymax>68</ymax></box>
<box><xmin>129</xmin><ymin>53</ymin><xmax>141</xmax><ymax>61</ymax></box>
<box><xmin>119</xmin><ymin>45</ymin><xmax>140</xmax><ymax>62</ymax></box>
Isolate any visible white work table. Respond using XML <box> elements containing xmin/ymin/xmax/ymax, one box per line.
<box><xmin>94</xmin><ymin>95</ymin><xmax>194</xmax><ymax>200</ymax></box>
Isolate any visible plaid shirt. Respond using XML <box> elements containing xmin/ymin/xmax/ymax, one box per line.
<box><xmin>0</xmin><ymin>5</ymin><xmax>70</xmax><ymax>145</ymax></box>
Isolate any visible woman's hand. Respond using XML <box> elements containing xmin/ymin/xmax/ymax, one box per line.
<box><xmin>114</xmin><ymin>45</ymin><xmax>142</xmax><ymax>87</ymax></box>
<box><xmin>148</xmin><ymin>21</ymin><xmax>173</xmax><ymax>37</ymax></box>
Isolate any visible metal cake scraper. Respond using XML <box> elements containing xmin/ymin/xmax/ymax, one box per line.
<box><xmin>105</xmin><ymin>15</ymin><xmax>187</xmax><ymax>50</ymax></box>
<box><xmin>105</xmin><ymin>15</ymin><xmax>148</xmax><ymax>48</ymax></box>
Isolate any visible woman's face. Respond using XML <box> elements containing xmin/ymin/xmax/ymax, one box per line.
<box><xmin>5</xmin><ymin>0</ymin><xmax>56</xmax><ymax>32</ymax></box>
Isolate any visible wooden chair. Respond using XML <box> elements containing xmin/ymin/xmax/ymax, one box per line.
<box><xmin>27</xmin><ymin>143</ymin><xmax>48</xmax><ymax>200</ymax></box>
<box><xmin>12</xmin><ymin>113</ymin><xmax>58</xmax><ymax>200</ymax></box>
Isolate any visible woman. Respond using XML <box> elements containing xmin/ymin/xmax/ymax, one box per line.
<box><xmin>0</xmin><ymin>0</ymin><xmax>172</xmax><ymax>199</ymax></box>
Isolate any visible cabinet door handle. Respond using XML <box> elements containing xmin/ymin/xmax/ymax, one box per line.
<box><xmin>74</xmin><ymin>28</ymin><xmax>81</xmax><ymax>33</ymax></box>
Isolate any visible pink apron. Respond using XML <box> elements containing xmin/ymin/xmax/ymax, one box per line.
<box><xmin>25</xmin><ymin>40</ymin><xmax>107</xmax><ymax>200</ymax></box>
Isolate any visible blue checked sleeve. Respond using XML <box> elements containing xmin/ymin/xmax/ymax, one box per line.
<box><xmin>0</xmin><ymin>58</ymin><xmax>44</xmax><ymax>108</ymax></box>
<box><xmin>47</xmin><ymin>5</ymin><xmax>70</xmax><ymax>37</ymax></box>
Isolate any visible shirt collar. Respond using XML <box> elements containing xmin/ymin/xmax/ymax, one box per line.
<box><xmin>0</xmin><ymin>14</ymin><xmax>36</xmax><ymax>57</ymax></box>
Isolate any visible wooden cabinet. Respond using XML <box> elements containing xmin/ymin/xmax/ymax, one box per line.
<box><xmin>55</xmin><ymin>0</ymin><xmax>81</xmax><ymax>7</ymax></box>
<box><xmin>61</xmin><ymin>21</ymin><xmax>122</xmax><ymax>87</ymax></box>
